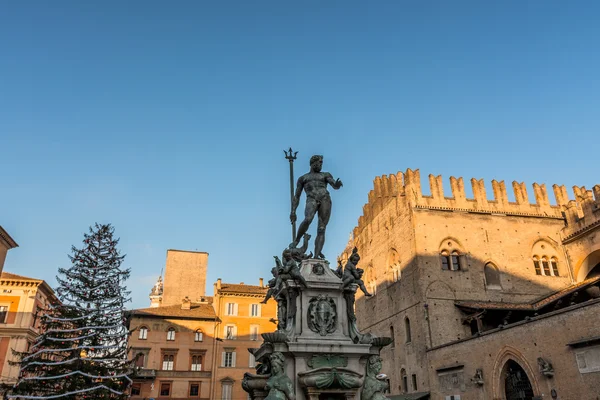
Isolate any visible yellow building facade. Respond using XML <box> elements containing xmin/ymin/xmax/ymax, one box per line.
<box><xmin>0</xmin><ymin>272</ymin><xmax>57</xmax><ymax>389</ymax></box>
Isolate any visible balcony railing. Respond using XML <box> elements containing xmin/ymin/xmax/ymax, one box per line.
<box><xmin>132</xmin><ymin>368</ymin><xmax>156</xmax><ymax>379</ymax></box>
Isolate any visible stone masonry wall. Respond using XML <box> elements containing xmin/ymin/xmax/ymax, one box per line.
<box><xmin>426</xmin><ymin>300</ymin><xmax>600</xmax><ymax>400</ymax></box>
<box><xmin>163</xmin><ymin>250</ymin><xmax>208</xmax><ymax>306</ymax></box>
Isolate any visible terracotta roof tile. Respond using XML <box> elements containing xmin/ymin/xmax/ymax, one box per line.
<box><xmin>219</xmin><ymin>283</ymin><xmax>267</xmax><ymax>295</ymax></box>
<box><xmin>455</xmin><ymin>275</ymin><xmax>600</xmax><ymax>312</ymax></box>
<box><xmin>1</xmin><ymin>272</ymin><xmax>42</xmax><ymax>281</ymax></box>
<box><xmin>132</xmin><ymin>303</ymin><xmax>217</xmax><ymax>320</ymax></box>
<box><xmin>532</xmin><ymin>275</ymin><xmax>600</xmax><ymax>309</ymax></box>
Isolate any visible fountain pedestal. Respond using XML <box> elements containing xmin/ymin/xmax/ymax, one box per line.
<box><xmin>244</xmin><ymin>258</ymin><xmax>391</xmax><ymax>400</ymax></box>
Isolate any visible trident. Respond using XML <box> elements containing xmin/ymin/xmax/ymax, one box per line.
<box><xmin>284</xmin><ymin>147</ymin><xmax>298</xmax><ymax>243</ymax></box>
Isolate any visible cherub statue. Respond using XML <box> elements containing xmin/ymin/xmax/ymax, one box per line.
<box><xmin>261</xmin><ymin>247</ymin><xmax>308</xmax><ymax>304</ymax></box>
<box><xmin>260</xmin><ymin>267</ymin><xmax>281</xmax><ymax>304</ymax></box>
<box><xmin>361</xmin><ymin>355</ymin><xmax>389</xmax><ymax>400</ymax></box>
<box><xmin>277</xmin><ymin>248</ymin><xmax>308</xmax><ymax>288</ymax></box>
<box><xmin>265</xmin><ymin>352</ymin><xmax>295</xmax><ymax>400</ymax></box>
<box><xmin>342</xmin><ymin>248</ymin><xmax>372</xmax><ymax>297</ymax></box>
<box><xmin>334</xmin><ymin>258</ymin><xmax>343</xmax><ymax>278</ymax></box>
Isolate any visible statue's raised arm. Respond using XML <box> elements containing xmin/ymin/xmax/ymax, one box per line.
<box><xmin>326</xmin><ymin>172</ymin><xmax>343</xmax><ymax>190</ymax></box>
<box><xmin>289</xmin><ymin>155</ymin><xmax>342</xmax><ymax>259</ymax></box>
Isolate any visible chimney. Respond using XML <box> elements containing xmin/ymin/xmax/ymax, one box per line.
<box><xmin>259</xmin><ymin>278</ymin><xmax>264</xmax><ymax>288</ymax></box>
<box><xmin>181</xmin><ymin>296</ymin><xmax>191</xmax><ymax>310</ymax></box>
<box><xmin>216</xmin><ymin>278</ymin><xmax>222</xmax><ymax>290</ymax></box>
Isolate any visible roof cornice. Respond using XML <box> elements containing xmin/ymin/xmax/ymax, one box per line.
<box><xmin>0</xmin><ymin>227</ymin><xmax>18</xmax><ymax>249</ymax></box>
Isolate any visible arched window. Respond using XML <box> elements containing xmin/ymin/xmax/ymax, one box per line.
<box><xmin>404</xmin><ymin>317</ymin><xmax>412</xmax><ymax>343</ymax></box>
<box><xmin>533</xmin><ymin>256</ymin><xmax>542</xmax><ymax>275</ymax></box>
<box><xmin>167</xmin><ymin>328</ymin><xmax>176</xmax><ymax>341</ymax></box>
<box><xmin>162</xmin><ymin>354</ymin><xmax>174</xmax><ymax>370</ymax></box>
<box><xmin>194</xmin><ymin>329</ymin><xmax>203</xmax><ymax>342</ymax></box>
<box><xmin>550</xmin><ymin>257</ymin><xmax>559</xmax><ymax>276</ymax></box>
<box><xmin>532</xmin><ymin>240</ymin><xmax>561</xmax><ymax>278</ymax></box>
<box><xmin>484</xmin><ymin>263</ymin><xmax>501</xmax><ymax>288</ymax></box>
<box><xmin>439</xmin><ymin>239</ymin><xmax>465</xmax><ymax>272</ymax></box>
<box><xmin>400</xmin><ymin>369</ymin><xmax>408</xmax><ymax>393</ymax></box>
<box><xmin>441</xmin><ymin>251</ymin><xmax>450</xmax><ymax>270</ymax></box>
<box><xmin>451</xmin><ymin>251</ymin><xmax>461</xmax><ymax>271</ymax></box>
<box><xmin>191</xmin><ymin>355</ymin><xmax>202</xmax><ymax>371</ymax></box>
<box><xmin>542</xmin><ymin>257</ymin><xmax>551</xmax><ymax>276</ymax></box>
<box><xmin>138</xmin><ymin>326</ymin><xmax>148</xmax><ymax>340</ymax></box>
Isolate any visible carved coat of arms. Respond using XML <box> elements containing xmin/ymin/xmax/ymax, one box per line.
<box><xmin>308</xmin><ymin>294</ymin><xmax>337</xmax><ymax>336</ymax></box>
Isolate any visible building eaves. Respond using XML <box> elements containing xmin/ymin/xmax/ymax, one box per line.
<box><xmin>455</xmin><ymin>275</ymin><xmax>600</xmax><ymax>312</ymax></box>
<box><xmin>0</xmin><ymin>227</ymin><xmax>18</xmax><ymax>249</ymax></box>
<box><xmin>218</xmin><ymin>283</ymin><xmax>267</xmax><ymax>295</ymax></box>
<box><xmin>131</xmin><ymin>303</ymin><xmax>217</xmax><ymax>320</ymax></box>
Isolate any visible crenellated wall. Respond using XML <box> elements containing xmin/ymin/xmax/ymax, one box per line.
<box><xmin>354</xmin><ymin>169</ymin><xmax>600</xmax><ymax>241</ymax></box>
<box><xmin>562</xmin><ymin>184</ymin><xmax>600</xmax><ymax>240</ymax></box>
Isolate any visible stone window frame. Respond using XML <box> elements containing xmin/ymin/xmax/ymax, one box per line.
<box><xmin>166</xmin><ymin>327</ymin><xmax>176</xmax><ymax>341</ymax></box>
<box><xmin>131</xmin><ymin>383</ymin><xmax>142</xmax><ymax>395</ymax></box>
<box><xmin>439</xmin><ymin>238</ymin><xmax>466</xmax><ymax>272</ymax></box>
<box><xmin>0</xmin><ymin>305</ymin><xmax>9</xmax><ymax>324</ymax></box>
<box><xmin>388</xmin><ymin>248</ymin><xmax>401</xmax><ymax>283</ymax></box>
<box><xmin>224</xmin><ymin>324</ymin><xmax>237</xmax><ymax>340</ymax></box>
<box><xmin>250</xmin><ymin>303</ymin><xmax>261</xmax><ymax>317</ymax></box>
<box><xmin>159</xmin><ymin>381</ymin><xmax>172</xmax><ymax>397</ymax></box>
<box><xmin>189</xmin><ymin>381</ymin><xmax>201</xmax><ymax>397</ymax></box>
<box><xmin>221</xmin><ymin>380</ymin><xmax>233</xmax><ymax>400</ymax></box>
<box><xmin>190</xmin><ymin>354</ymin><xmax>203</xmax><ymax>371</ymax></box>
<box><xmin>226</xmin><ymin>302</ymin><xmax>238</xmax><ymax>316</ymax></box>
<box><xmin>484</xmin><ymin>262</ymin><xmax>502</xmax><ymax>289</ymax></box>
<box><xmin>132</xmin><ymin>347</ymin><xmax>150</xmax><ymax>369</ymax></box>
<box><xmin>532</xmin><ymin>255</ymin><xmax>560</xmax><ymax>277</ymax></box>
<box><xmin>531</xmin><ymin>239</ymin><xmax>561</xmax><ymax>277</ymax></box>
<box><xmin>161</xmin><ymin>348</ymin><xmax>178</xmax><ymax>371</ymax></box>
<box><xmin>222</xmin><ymin>349</ymin><xmax>237</xmax><ymax>368</ymax></box>
<box><xmin>400</xmin><ymin>368</ymin><xmax>408</xmax><ymax>393</ymax></box>
<box><xmin>404</xmin><ymin>317</ymin><xmax>412</xmax><ymax>344</ymax></box>
<box><xmin>138</xmin><ymin>326</ymin><xmax>149</xmax><ymax>340</ymax></box>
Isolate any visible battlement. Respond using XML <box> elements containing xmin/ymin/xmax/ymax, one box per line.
<box><xmin>354</xmin><ymin>169</ymin><xmax>600</xmax><ymax>239</ymax></box>
<box><xmin>562</xmin><ymin>184</ymin><xmax>600</xmax><ymax>241</ymax></box>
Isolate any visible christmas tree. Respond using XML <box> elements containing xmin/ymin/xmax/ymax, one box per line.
<box><xmin>5</xmin><ymin>223</ymin><xmax>134</xmax><ymax>399</ymax></box>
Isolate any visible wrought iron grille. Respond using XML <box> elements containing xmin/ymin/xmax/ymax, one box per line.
<box><xmin>504</xmin><ymin>361</ymin><xmax>534</xmax><ymax>400</ymax></box>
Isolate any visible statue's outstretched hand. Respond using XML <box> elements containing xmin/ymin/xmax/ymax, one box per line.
<box><xmin>290</xmin><ymin>212</ymin><xmax>297</xmax><ymax>223</ymax></box>
<box><xmin>334</xmin><ymin>178</ymin><xmax>343</xmax><ymax>189</ymax></box>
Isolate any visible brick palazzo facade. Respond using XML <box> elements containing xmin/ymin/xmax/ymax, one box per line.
<box><xmin>342</xmin><ymin>169</ymin><xmax>600</xmax><ymax>400</ymax></box>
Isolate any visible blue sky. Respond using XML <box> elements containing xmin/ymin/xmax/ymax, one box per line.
<box><xmin>1</xmin><ymin>1</ymin><xmax>598</xmax><ymax>309</ymax></box>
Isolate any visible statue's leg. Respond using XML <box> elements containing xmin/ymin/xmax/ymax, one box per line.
<box><xmin>314</xmin><ymin>198</ymin><xmax>332</xmax><ymax>258</ymax></box>
<box><xmin>260</xmin><ymin>289</ymin><xmax>273</xmax><ymax>304</ymax></box>
<box><xmin>359</xmin><ymin>281</ymin><xmax>373</xmax><ymax>296</ymax></box>
<box><xmin>292</xmin><ymin>199</ymin><xmax>317</xmax><ymax>247</ymax></box>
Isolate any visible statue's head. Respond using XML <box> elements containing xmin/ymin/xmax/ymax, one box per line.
<box><xmin>282</xmin><ymin>248</ymin><xmax>293</xmax><ymax>260</ymax></box>
<box><xmin>310</xmin><ymin>155</ymin><xmax>323</xmax><ymax>172</ymax></box>
<box><xmin>367</xmin><ymin>355</ymin><xmax>382</xmax><ymax>376</ymax></box>
<box><xmin>349</xmin><ymin>247</ymin><xmax>360</xmax><ymax>264</ymax></box>
<box><xmin>270</xmin><ymin>352</ymin><xmax>286</xmax><ymax>374</ymax></box>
